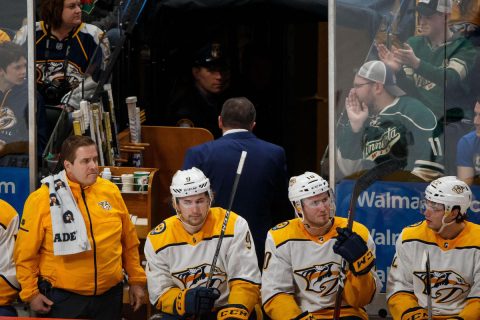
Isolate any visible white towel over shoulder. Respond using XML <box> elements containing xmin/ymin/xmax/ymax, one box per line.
<box><xmin>41</xmin><ymin>170</ymin><xmax>91</xmax><ymax>256</ymax></box>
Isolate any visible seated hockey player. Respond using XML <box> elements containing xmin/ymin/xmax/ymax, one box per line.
<box><xmin>144</xmin><ymin>167</ymin><xmax>261</xmax><ymax>319</ymax></box>
<box><xmin>261</xmin><ymin>172</ymin><xmax>381</xmax><ymax>320</ymax></box>
<box><xmin>387</xmin><ymin>176</ymin><xmax>480</xmax><ymax>319</ymax></box>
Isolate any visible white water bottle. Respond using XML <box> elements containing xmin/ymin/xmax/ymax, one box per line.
<box><xmin>101</xmin><ymin>168</ymin><xmax>112</xmax><ymax>181</ymax></box>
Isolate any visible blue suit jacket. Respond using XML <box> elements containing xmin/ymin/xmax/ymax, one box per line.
<box><xmin>183</xmin><ymin>131</ymin><xmax>292</xmax><ymax>265</ymax></box>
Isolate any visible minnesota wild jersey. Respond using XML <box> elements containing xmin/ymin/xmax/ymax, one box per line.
<box><xmin>338</xmin><ymin>96</ymin><xmax>444</xmax><ymax>180</ymax></box>
<box><xmin>399</xmin><ymin>34</ymin><xmax>477</xmax><ymax>120</ymax></box>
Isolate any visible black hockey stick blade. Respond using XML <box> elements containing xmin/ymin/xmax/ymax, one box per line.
<box><xmin>346</xmin><ymin>159</ymin><xmax>404</xmax><ymax>230</ymax></box>
<box><xmin>333</xmin><ymin>158</ymin><xmax>403</xmax><ymax>320</ymax></box>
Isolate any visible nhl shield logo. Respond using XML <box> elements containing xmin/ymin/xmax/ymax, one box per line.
<box><xmin>98</xmin><ymin>200</ymin><xmax>112</xmax><ymax>210</ymax></box>
<box><xmin>173</xmin><ymin>263</ymin><xmax>226</xmax><ymax>289</ymax></box>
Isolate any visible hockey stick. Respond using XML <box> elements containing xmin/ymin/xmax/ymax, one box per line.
<box><xmin>426</xmin><ymin>252</ymin><xmax>432</xmax><ymax>320</ymax></box>
<box><xmin>333</xmin><ymin>158</ymin><xmax>403</xmax><ymax>320</ymax></box>
<box><xmin>206</xmin><ymin>151</ymin><xmax>247</xmax><ymax>288</ymax></box>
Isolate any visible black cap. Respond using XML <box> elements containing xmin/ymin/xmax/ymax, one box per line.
<box><xmin>416</xmin><ymin>0</ymin><xmax>452</xmax><ymax>17</ymax></box>
<box><xmin>192</xmin><ymin>42</ymin><xmax>228</xmax><ymax>69</ymax></box>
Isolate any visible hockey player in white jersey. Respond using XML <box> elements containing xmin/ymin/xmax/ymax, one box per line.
<box><xmin>145</xmin><ymin>167</ymin><xmax>261</xmax><ymax>319</ymax></box>
<box><xmin>261</xmin><ymin>172</ymin><xmax>381</xmax><ymax>320</ymax></box>
<box><xmin>387</xmin><ymin>176</ymin><xmax>480</xmax><ymax>320</ymax></box>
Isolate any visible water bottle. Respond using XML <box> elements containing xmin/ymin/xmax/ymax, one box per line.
<box><xmin>101</xmin><ymin>168</ymin><xmax>112</xmax><ymax>181</ymax></box>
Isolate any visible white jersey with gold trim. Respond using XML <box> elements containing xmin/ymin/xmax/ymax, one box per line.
<box><xmin>261</xmin><ymin>217</ymin><xmax>381</xmax><ymax>320</ymax></box>
<box><xmin>144</xmin><ymin>207</ymin><xmax>261</xmax><ymax>310</ymax></box>
<box><xmin>387</xmin><ymin>220</ymin><xmax>480</xmax><ymax>318</ymax></box>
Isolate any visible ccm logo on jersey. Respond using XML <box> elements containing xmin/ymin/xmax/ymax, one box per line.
<box><xmin>414</xmin><ymin>269</ymin><xmax>471</xmax><ymax>303</ymax></box>
<box><xmin>294</xmin><ymin>262</ymin><xmax>341</xmax><ymax>295</ymax></box>
<box><xmin>173</xmin><ymin>263</ymin><xmax>226</xmax><ymax>289</ymax></box>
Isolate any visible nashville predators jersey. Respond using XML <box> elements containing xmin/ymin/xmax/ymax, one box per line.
<box><xmin>387</xmin><ymin>221</ymin><xmax>480</xmax><ymax>319</ymax></box>
<box><xmin>261</xmin><ymin>217</ymin><xmax>381</xmax><ymax>320</ymax></box>
<box><xmin>144</xmin><ymin>207</ymin><xmax>261</xmax><ymax>314</ymax></box>
<box><xmin>0</xmin><ymin>200</ymin><xmax>19</xmax><ymax>306</ymax></box>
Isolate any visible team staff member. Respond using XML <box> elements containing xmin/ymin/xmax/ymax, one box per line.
<box><xmin>387</xmin><ymin>176</ymin><xmax>480</xmax><ymax>319</ymax></box>
<box><xmin>182</xmin><ymin>97</ymin><xmax>291</xmax><ymax>268</ymax></box>
<box><xmin>262</xmin><ymin>172</ymin><xmax>381</xmax><ymax>320</ymax></box>
<box><xmin>145</xmin><ymin>167</ymin><xmax>261</xmax><ymax>319</ymax></box>
<box><xmin>0</xmin><ymin>199</ymin><xmax>19</xmax><ymax>316</ymax></box>
<box><xmin>14</xmin><ymin>135</ymin><xmax>146</xmax><ymax>319</ymax></box>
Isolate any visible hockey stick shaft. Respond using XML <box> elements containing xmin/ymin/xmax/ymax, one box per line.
<box><xmin>426</xmin><ymin>252</ymin><xmax>432</xmax><ymax>320</ymax></box>
<box><xmin>206</xmin><ymin>151</ymin><xmax>247</xmax><ymax>288</ymax></box>
<box><xmin>333</xmin><ymin>159</ymin><xmax>403</xmax><ymax>320</ymax></box>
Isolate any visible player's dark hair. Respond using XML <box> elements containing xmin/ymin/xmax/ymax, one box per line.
<box><xmin>61</xmin><ymin>135</ymin><xmax>96</xmax><ymax>164</ymax></box>
<box><xmin>40</xmin><ymin>0</ymin><xmax>68</xmax><ymax>31</ymax></box>
<box><xmin>220</xmin><ymin>97</ymin><xmax>256</xmax><ymax>130</ymax></box>
<box><xmin>0</xmin><ymin>42</ymin><xmax>26</xmax><ymax>71</ymax></box>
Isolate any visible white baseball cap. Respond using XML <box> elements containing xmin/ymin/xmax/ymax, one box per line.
<box><xmin>357</xmin><ymin>60</ymin><xmax>406</xmax><ymax>97</ymax></box>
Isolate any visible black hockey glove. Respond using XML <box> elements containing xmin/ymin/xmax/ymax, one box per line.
<box><xmin>174</xmin><ymin>287</ymin><xmax>220</xmax><ymax>316</ymax></box>
<box><xmin>291</xmin><ymin>311</ymin><xmax>315</xmax><ymax>320</ymax></box>
<box><xmin>333</xmin><ymin>227</ymin><xmax>375</xmax><ymax>276</ymax></box>
<box><xmin>217</xmin><ymin>304</ymin><xmax>249</xmax><ymax>320</ymax></box>
<box><xmin>400</xmin><ymin>306</ymin><xmax>428</xmax><ymax>320</ymax></box>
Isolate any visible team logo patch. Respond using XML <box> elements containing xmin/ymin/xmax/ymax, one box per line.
<box><xmin>272</xmin><ymin>221</ymin><xmax>289</xmax><ymax>230</ymax></box>
<box><xmin>150</xmin><ymin>221</ymin><xmax>166</xmax><ymax>235</ymax></box>
<box><xmin>98</xmin><ymin>200</ymin><xmax>111</xmax><ymax>210</ymax></box>
<box><xmin>0</xmin><ymin>106</ymin><xmax>17</xmax><ymax>130</ymax></box>
<box><xmin>363</xmin><ymin>126</ymin><xmax>401</xmax><ymax>161</ymax></box>
<box><xmin>414</xmin><ymin>269</ymin><xmax>471</xmax><ymax>303</ymax></box>
<box><xmin>451</xmin><ymin>185</ymin><xmax>466</xmax><ymax>194</ymax></box>
<box><xmin>173</xmin><ymin>263</ymin><xmax>226</xmax><ymax>289</ymax></box>
<box><xmin>294</xmin><ymin>262</ymin><xmax>341</xmax><ymax>295</ymax></box>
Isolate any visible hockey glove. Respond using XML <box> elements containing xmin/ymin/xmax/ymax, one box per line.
<box><xmin>60</xmin><ymin>76</ymin><xmax>98</xmax><ymax>110</ymax></box>
<box><xmin>400</xmin><ymin>307</ymin><xmax>428</xmax><ymax>320</ymax></box>
<box><xmin>217</xmin><ymin>304</ymin><xmax>249</xmax><ymax>320</ymax></box>
<box><xmin>333</xmin><ymin>227</ymin><xmax>375</xmax><ymax>276</ymax></box>
<box><xmin>174</xmin><ymin>287</ymin><xmax>220</xmax><ymax>316</ymax></box>
<box><xmin>291</xmin><ymin>311</ymin><xmax>316</xmax><ymax>320</ymax></box>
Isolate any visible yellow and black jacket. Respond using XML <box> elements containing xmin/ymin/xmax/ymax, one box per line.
<box><xmin>14</xmin><ymin>176</ymin><xmax>146</xmax><ymax>302</ymax></box>
<box><xmin>0</xmin><ymin>199</ymin><xmax>19</xmax><ymax>306</ymax></box>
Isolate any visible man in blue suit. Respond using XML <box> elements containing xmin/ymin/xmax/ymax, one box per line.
<box><xmin>182</xmin><ymin>97</ymin><xmax>292</xmax><ymax>267</ymax></box>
